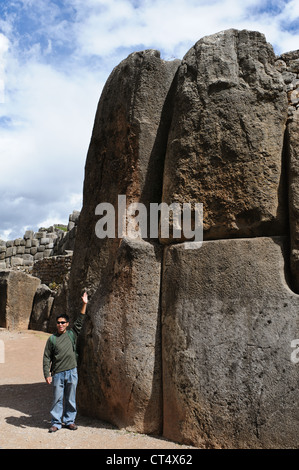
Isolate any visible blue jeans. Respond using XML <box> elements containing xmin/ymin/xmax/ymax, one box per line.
<box><xmin>51</xmin><ymin>368</ymin><xmax>78</xmax><ymax>429</ymax></box>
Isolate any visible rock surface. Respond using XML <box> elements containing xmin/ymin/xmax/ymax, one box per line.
<box><xmin>281</xmin><ymin>49</ymin><xmax>299</xmax><ymax>292</ymax></box>
<box><xmin>162</xmin><ymin>237</ymin><xmax>299</xmax><ymax>448</ymax></box>
<box><xmin>69</xmin><ymin>50</ymin><xmax>180</xmax><ymax>433</ymax></box>
<box><xmin>161</xmin><ymin>29</ymin><xmax>288</xmax><ymax>241</ymax></box>
<box><xmin>77</xmin><ymin>238</ymin><xmax>163</xmax><ymax>433</ymax></box>
<box><xmin>69</xmin><ymin>49</ymin><xmax>180</xmax><ymax>308</ymax></box>
<box><xmin>286</xmin><ymin>112</ymin><xmax>299</xmax><ymax>291</ymax></box>
<box><xmin>0</xmin><ymin>271</ymin><xmax>40</xmax><ymax>330</ymax></box>
<box><xmin>29</xmin><ymin>284</ymin><xmax>54</xmax><ymax>332</ymax></box>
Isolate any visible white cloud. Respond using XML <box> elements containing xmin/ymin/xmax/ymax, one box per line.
<box><xmin>280</xmin><ymin>0</ymin><xmax>299</xmax><ymax>21</ymax></box>
<box><xmin>0</xmin><ymin>33</ymin><xmax>9</xmax><ymax>103</ymax></box>
<box><xmin>0</xmin><ymin>59</ymin><xmax>101</xmax><ymax>184</ymax></box>
<box><xmin>0</xmin><ymin>228</ymin><xmax>13</xmax><ymax>241</ymax></box>
<box><xmin>71</xmin><ymin>0</ymin><xmax>299</xmax><ymax>58</ymax></box>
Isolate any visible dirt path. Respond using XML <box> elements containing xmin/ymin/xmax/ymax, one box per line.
<box><xmin>0</xmin><ymin>328</ymin><xmax>195</xmax><ymax>450</ymax></box>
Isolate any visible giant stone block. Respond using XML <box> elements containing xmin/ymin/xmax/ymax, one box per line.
<box><xmin>0</xmin><ymin>270</ymin><xmax>40</xmax><ymax>330</ymax></box>
<box><xmin>77</xmin><ymin>238</ymin><xmax>162</xmax><ymax>433</ymax></box>
<box><xmin>161</xmin><ymin>29</ymin><xmax>288</xmax><ymax>242</ymax></box>
<box><xmin>68</xmin><ymin>50</ymin><xmax>180</xmax><ymax>433</ymax></box>
<box><xmin>162</xmin><ymin>237</ymin><xmax>299</xmax><ymax>448</ymax></box>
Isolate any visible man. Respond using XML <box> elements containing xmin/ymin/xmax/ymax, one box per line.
<box><xmin>43</xmin><ymin>291</ymin><xmax>88</xmax><ymax>433</ymax></box>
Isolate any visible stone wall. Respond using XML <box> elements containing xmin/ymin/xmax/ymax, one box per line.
<box><xmin>67</xmin><ymin>30</ymin><xmax>299</xmax><ymax>448</ymax></box>
<box><xmin>0</xmin><ymin>210</ymin><xmax>79</xmax><ymax>270</ymax></box>
<box><xmin>0</xmin><ymin>211</ymin><xmax>79</xmax><ymax>333</ymax></box>
<box><xmin>32</xmin><ymin>254</ymin><xmax>73</xmax><ymax>287</ymax></box>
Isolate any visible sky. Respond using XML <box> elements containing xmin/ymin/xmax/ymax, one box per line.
<box><xmin>0</xmin><ymin>0</ymin><xmax>298</xmax><ymax>241</ymax></box>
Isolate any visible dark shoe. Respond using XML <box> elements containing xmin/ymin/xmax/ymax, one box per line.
<box><xmin>66</xmin><ymin>423</ymin><xmax>78</xmax><ymax>430</ymax></box>
<box><xmin>49</xmin><ymin>426</ymin><xmax>59</xmax><ymax>433</ymax></box>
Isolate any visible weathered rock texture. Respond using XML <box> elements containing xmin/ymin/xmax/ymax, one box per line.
<box><xmin>162</xmin><ymin>237</ymin><xmax>299</xmax><ymax>448</ymax></box>
<box><xmin>32</xmin><ymin>254</ymin><xmax>73</xmax><ymax>286</ymax></box>
<box><xmin>69</xmin><ymin>50</ymin><xmax>180</xmax><ymax>307</ymax></box>
<box><xmin>77</xmin><ymin>238</ymin><xmax>163</xmax><ymax>433</ymax></box>
<box><xmin>29</xmin><ymin>284</ymin><xmax>54</xmax><ymax>331</ymax></box>
<box><xmin>0</xmin><ymin>271</ymin><xmax>40</xmax><ymax>330</ymax></box>
<box><xmin>162</xmin><ymin>29</ymin><xmax>288</xmax><ymax>241</ymax></box>
<box><xmin>66</xmin><ymin>29</ymin><xmax>299</xmax><ymax>448</ymax></box>
<box><xmin>281</xmin><ymin>50</ymin><xmax>299</xmax><ymax>291</ymax></box>
<box><xmin>46</xmin><ymin>274</ymin><xmax>71</xmax><ymax>334</ymax></box>
<box><xmin>68</xmin><ymin>50</ymin><xmax>180</xmax><ymax>433</ymax></box>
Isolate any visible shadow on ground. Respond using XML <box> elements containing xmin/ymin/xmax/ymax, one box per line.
<box><xmin>0</xmin><ymin>382</ymin><xmax>117</xmax><ymax>431</ymax></box>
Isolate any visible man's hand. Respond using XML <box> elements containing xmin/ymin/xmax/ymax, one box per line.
<box><xmin>46</xmin><ymin>376</ymin><xmax>52</xmax><ymax>385</ymax></box>
<box><xmin>81</xmin><ymin>291</ymin><xmax>88</xmax><ymax>314</ymax></box>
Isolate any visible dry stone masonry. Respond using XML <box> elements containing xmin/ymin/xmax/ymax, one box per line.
<box><xmin>67</xmin><ymin>29</ymin><xmax>299</xmax><ymax>449</ymax></box>
<box><xmin>32</xmin><ymin>254</ymin><xmax>73</xmax><ymax>286</ymax></box>
<box><xmin>0</xmin><ymin>210</ymin><xmax>79</xmax><ymax>270</ymax></box>
<box><xmin>0</xmin><ymin>211</ymin><xmax>79</xmax><ymax>332</ymax></box>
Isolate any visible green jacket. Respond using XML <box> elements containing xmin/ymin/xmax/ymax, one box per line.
<box><xmin>43</xmin><ymin>313</ymin><xmax>85</xmax><ymax>379</ymax></box>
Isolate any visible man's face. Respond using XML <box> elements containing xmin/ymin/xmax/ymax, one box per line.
<box><xmin>56</xmin><ymin>317</ymin><xmax>69</xmax><ymax>334</ymax></box>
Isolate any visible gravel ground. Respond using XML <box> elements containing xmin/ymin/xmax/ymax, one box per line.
<box><xmin>0</xmin><ymin>328</ymin><xmax>196</xmax><ymax>450</ymax></box>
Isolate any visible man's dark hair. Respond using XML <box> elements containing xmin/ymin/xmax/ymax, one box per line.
<box><xmin>56</xmin><ymin>314</ymin><xmax>70</xmax><ymax>322</ymax></box>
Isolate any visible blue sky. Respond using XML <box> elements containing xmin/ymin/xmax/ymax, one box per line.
<box><xmin>0</xmin><ymin>0</ymin><xmax>298</xmax><ymax>240</ymax></box>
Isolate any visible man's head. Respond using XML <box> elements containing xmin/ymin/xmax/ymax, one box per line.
<box><xmin>56</xmin><ymin>314</ymin><xmax>69</xmax><ymax>334</ymax></box>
